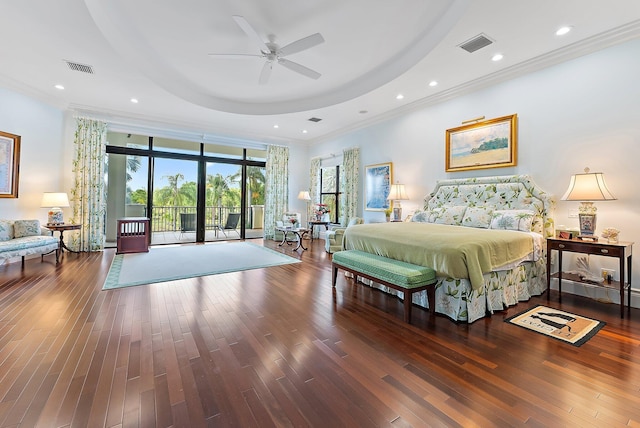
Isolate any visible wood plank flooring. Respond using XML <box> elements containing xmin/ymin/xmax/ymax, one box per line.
<box><xmin>1</xmin><ymin>239</ymin><xmax>639</xmax><ymax>427</ymax></box>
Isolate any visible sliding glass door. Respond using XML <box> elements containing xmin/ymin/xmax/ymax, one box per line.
<box><xmin>151</xmin><ymin>158</ymin><xmax>199</xmax><ymax>245</ymax></box>
<box><xmin>105</xmin><ymin>132</ymin><xmax>266</xmax><ymax>246</ymax></box>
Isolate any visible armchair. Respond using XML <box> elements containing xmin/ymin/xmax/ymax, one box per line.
<box><xmin>325</xmin><ymin>217</ymin><xmax>363</xmax><ymax>253</ymax></box>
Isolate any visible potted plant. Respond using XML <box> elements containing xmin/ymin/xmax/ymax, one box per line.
<box><xmin>384</xmin><ymin>207</ymin><xmax>392</xmax><ymax>222</ymax></box>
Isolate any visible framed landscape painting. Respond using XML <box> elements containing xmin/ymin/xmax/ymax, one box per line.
<box><xmin>365</xmin><ymin>162</ymin><xmax>392</xmax><ymax>211</ymax></box>
<box><xmin>0</xmin><ymin>131</ymin><xmax>21</xmax><ymax>198</ymax></box>
<box><xmin>445</xmin><ymin>114</ymin><xmax>517</xmax><ymax>172</ymax></box>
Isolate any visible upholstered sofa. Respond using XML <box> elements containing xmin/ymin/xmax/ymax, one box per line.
<box><xmin>0</xmin><ymin>219</ymin><xmax>59</xmax><ymax>266</ymax></box>
<box><xmin>325</xmin><ymin>217</ymin><xmax>364</xmax><ymax>253</ymax></box>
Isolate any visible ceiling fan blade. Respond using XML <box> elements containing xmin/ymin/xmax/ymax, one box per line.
<box><xmin>278</xmin><ymin>33</ymin><xmax>325</xmax><ymax>57</ymax></box>
<box><xmin>278</xmin><ymin>58</ymin><xmax>321</xmax><ymax>80</ymax></box>
<box><xmin>232</xmin><ymin>15</ymin><xmax>270</xmax><ymax>52</ymax></box>
<box><xmin>208</xmin><ymin>53</ymin><xmax>263</xmax><ymax>59</ymax></box>
<box><xmin>259</xmin><ymin>61</ymin><xmax>273</xmax><ymax>85</ymax></box>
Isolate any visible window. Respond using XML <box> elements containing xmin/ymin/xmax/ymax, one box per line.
<box><xmin>320</xmin><ymin>166</ymin><xmax>342</xmax><ymax>224</ymax></box>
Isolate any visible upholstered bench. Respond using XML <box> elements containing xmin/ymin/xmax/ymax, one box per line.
<box><xmin>331</xmin><ymin>250</ymin><xmax>437</xmax><ymax>323</ymax></box>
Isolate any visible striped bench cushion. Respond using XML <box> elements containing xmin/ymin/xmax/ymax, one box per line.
<box><xmin>332</xmin><ymin>250</ymin><xmax>435</xmax><ymax>289</ymax></box>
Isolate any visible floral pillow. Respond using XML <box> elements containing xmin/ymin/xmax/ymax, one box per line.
<box><xmin>411</xmin><ymin>210</ymin><xmax>430</xmax><ymax>223</ymax></box>
<box><xmin>434</xmin><ymin>206</ymin><xmax>467</xmax><ymax>226</ymax></box>
<box><xmin>0</xmin><ymin>220</ymin><xmax>14</xmax><ymax>241</ymax></box>
<box><xmin>490</xmin><ymin>210</ymin><xmax>535</xmax><ymax>232</ymax></box>
<box><xmin>13</xmin><ymin>220</ymin><xmax>41</xmax><ymax>238</ymax></box>
<box><xmin>462</xmin><ymin>207</ymin><xmax>494</xmax><ymax>229</ymax></box>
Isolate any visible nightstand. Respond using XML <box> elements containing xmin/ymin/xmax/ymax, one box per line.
<box><xmin>546</xmin><ymin>237</ymin><xmax>633</xmax><ymax>318</ymax></box>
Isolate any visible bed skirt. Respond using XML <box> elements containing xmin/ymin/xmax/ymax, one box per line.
<box><xmin>356</xmin><ymin>258</ymin><xmax>546</xmax><ymax>323</ymax></box>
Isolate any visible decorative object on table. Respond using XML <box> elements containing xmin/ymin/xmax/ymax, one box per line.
<box><xmin>445</xmin><ymin>114</ymin><xmax>517</xmax><ymax>172</ymax></box>
<box><xmin>297</xmin><ymin>190</ymin><xmax>311</xmax><ymax>221</ymax></box>
<box><xmin>0</xmin><ymin>130</ymin><xmax>21</xmax><ymax>198</ymax></box>
<box><xmin>554</xmin><ymin>226</ymin><xmax>580</xmax><ymax>240</ymax></box>
<box><xmin>569</xmin><ymin>256</ymin><xmax>603</xmax><ymax>283</ymax></box>
<box><xmin>314</xmin><ymin>203</ymin><xmax>330</xmax><ymax>221</ymax></box>
<box><xmin>504</xmin><ymin>305</ymin><xmax>605</xmax><ymax>347</ymax></box>
<box><xmin>365</xmin><ymin>162</ymin><xmax>392</xmax><ymax>211</ymax></box>
<box><xmin>384</xmin><ymin>207</ymin><xmax>392</xmax><ymax>222</ymax></box>
<box><xmin>387</xmin><ymin>181</ymin><xmax>409</xmax><ymax>221</ymax></box>
<box><xmin>41</xmin><ymin>192</ymin><xmax>70</xmax><ymax>225</ymax></box>
<box><xmin>600</xmin><ymin>227</ymin><xmax>620</xmax><ymax>243</ymax></box>
<box><xmin>561</xmin><ymin>167</ymin><xmax>616</xmax><ymax>237</ymax></box>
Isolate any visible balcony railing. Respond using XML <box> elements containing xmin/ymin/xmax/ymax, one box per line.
<box><xmin>126</xmin><ymin>205</ymin><xmax>264</xmax><ymax>232</ymax></box>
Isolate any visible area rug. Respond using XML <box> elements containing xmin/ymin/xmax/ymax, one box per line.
<box><xmin>504</xmin><ymin>305</ymin><xmax>605</xmax><ymax>347</ymax></box>
<box><xmin>103</xmin><ymin>242</ymin><xmax>300</xmax><ymax>290</ymax></box>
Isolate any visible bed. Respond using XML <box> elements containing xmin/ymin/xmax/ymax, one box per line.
<box><xmin>343</xmin><ymin>175</ymin><xmax>555</xmax><ymax>323</ymax></box>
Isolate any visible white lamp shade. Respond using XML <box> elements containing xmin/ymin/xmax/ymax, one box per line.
<box><xmin>41</xmin><ymin>192</ymin><xmax>70</xmax><ymax>208</ymax></box>
<box><xmin>297</xmin><ymin>191</ymin><xmax>311</xmax><ymax>201</ymax></box>
<box><xmin>387</xmin><ymin>183</ymin><xmax>409</xmax><ymax>201</ymax></box>
<box><xmin>561</xmin><ymin>172</ymin><xmax>616</xmax><ymax>201</ymax></box>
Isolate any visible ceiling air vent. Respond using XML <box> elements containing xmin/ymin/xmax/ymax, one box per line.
<box><xmin>65</xmin><ymin>60</ymin><xmax>94</xmax><ymax>74</ymax></box>
<box><xmin>308</xmin><ymin>117</ymin><xmax>322</xmax><ymax>122</ymax></box>
<box><xmin>458</xmin><ymin>34</ymin><xmax>494</xmax><ymax>53</ymax></box>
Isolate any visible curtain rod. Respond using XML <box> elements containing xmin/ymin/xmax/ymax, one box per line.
<box><xmin>314</xmin><ymin>146</ymin><xmax>358</xmax><ymax>161</ymax></box>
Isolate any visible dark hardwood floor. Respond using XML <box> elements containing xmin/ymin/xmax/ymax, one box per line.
<box><xmin>1</xmin><ymin>239</ymin><xmax>639</xmax><ymax>427</ymax></box>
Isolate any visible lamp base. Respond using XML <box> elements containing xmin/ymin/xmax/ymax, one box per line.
<box><xmin>47</xmin><ymin>208</ymin><xmax>64</xmax><ymax>225</ymax></box>
<box><xmin>392</xmin><ymin>201</ymin><xmax>403</xmax><ymax>222</ymax></box>
<box><xmin>578</xmin><ymin>213</ymin><xmax>596</xmax><ymax>236</ymax></box>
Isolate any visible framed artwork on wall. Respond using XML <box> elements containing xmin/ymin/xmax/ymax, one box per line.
<box><xmin>0</xmin><ymin>131</ymin><xmax>21</xmax><ymax>198</ymax></box>
<box><xmin>445</xmin><ymin>114</ymin><xmax>517</xmax><ymax>172</ymax></box>
<box><xmin>365</xmin><ymin>162</ymin><xmax>392</xmax><ymax>211</ymax></box>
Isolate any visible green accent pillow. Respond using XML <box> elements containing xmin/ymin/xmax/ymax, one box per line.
<box><xmin>13</xmin><ymin>220</ymin><xmax>41</xmax><ymax>238</ymax></box>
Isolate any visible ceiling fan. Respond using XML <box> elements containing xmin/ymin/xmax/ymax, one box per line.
<box><xmin>209</xmin><ymin>15</ymin><xmax>325</xmax><ymax>84</ymax></box>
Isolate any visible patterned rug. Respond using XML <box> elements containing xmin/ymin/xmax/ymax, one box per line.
<box><xmin>504</xmin><ymin>305</ymin><xmax>605</xmax><ymax>347</ymax></box>
<box><xmin>103</xmin><ymin>242</ymin><xmax>300</xmax><ymax>290</ymax></box>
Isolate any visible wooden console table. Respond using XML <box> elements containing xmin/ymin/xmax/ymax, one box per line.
<box><xmin>547</xmin><ymin>237</ymin><xmax>633</xmax><ymax>319</ymax></box>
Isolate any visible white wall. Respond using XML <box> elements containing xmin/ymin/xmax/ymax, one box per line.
<box><xmin>310</xmin><ymin>38</ymin><xmax>640</xmax><ymax>305</ymax></box>
<box><xmin>0</xmin><ymin>88</ymin><xmax>66</xmax><ymax>221</ymax></box>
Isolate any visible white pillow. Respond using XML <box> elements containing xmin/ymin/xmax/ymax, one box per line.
<box><xmin>434</xmin><ymin>206</ymin><xmax>467</xmax><ymax>226</ymax></box>
<box><xmin>490</xmin><ymin>210</ymin><xmax>535</xmax><ymax>232</ymax></box>
<box><xmin>462</xmin><ymin>207</ymin><xmax>494</xmax><ymax>228</ymax></box>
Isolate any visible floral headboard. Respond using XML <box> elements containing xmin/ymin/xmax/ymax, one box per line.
<box><xmin>423</xmin><ymin>175</ymin><xmax>555</xmax><ymax>237</ymax></box>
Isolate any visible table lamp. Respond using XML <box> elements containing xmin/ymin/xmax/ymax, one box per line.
<box><xmin>41</xmin><ymin>192</ymin><xmax>70</xmax><ymax>225</ymax></box>
<box><xmin>561</xmin><ymin>167</ymin><xmax>616</xmax><ymax>237</ymax></box>
<box><xmin>387</xmin><ymin>182</ymin><xmax>409</xmax><ymax>221</ymax></box>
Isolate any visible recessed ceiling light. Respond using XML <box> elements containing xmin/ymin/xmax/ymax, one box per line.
<box><xmin>273</xmin><ymin>124</ymin><xmax>279</xmax><ymax>129</ymax></box>
<box><xmin>428</xmin><ymin>81</ymin><xmax>438</xmax><ymax>87</ymax></box>
<box><xmin>491</xmin><ymin>54</ymin><xmax>504</xmax><ymax>62</ymax></box>
<box><xmin>130</xmin><ymin>98</ymin><xmax>139</xmax><ymax>103</ymax></box>
<box><xmin>54</xmin><ymin>84</ymin><xmax>64</xmax><ymax>90</ymax></box>
<box><xmin>396</xmin><ymin>94</ymin><xmax>404</xmax><ymax>100</ymax></box>
<box><xmin>302</xmin><ymin>130</ymin><xmax>308</xmax><ymax>134</ymax></box>
<box><xmin>556</xmin><ymin>26</ymin><xmax>572</xmax><ymax>36</ymax></box>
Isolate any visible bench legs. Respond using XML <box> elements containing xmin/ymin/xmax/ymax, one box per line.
<box><xmin>333</xmin><ymin>262</ymin><xmax>435</xmax><ymax>324</ymax></box>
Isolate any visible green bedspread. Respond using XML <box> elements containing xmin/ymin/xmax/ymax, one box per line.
<box><xmin>343</xmin><ymin>222</ymin><xmax>535</xmax><ymax>291</ymax></box>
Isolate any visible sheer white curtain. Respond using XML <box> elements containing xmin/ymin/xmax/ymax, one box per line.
<box><xmin>70</xmin><ymin>118</ymin><xmax>107</xmax><ymax>251</ymax></box>
<box><xmin>264</xmin><ymin>145</ymin><xmax>289</xmax><ymax>240</ymax></box>
<box><xmin>341</xmin><ymin>147</ymin><xmax>360</xmax><ymax>225</ymax></box>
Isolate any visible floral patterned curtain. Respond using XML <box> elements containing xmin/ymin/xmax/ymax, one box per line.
<box><xmin>264</xmin><ymin>145</ymin><xmax>289</xmax><ymax>240</ymax></box>
<box><xmin>309</xmin><ymin>157</ymin><xmax>321</xmax><ymax>221</ymax></box>
<box><xmin>70</xmin><ymin>118</ymin><xmax>107</xmax><ymax>252</ymax></box>
<box><xmin>341</xmin><ymin>147</ymin><xmax>360</xmax><ymax>226</ymax></box>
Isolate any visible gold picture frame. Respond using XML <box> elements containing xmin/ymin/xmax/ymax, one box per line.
<box><xmin>445</xmin><ymin>114</ymin><xmax>517</xmax><ymax>172</ymax></box>
<box><xmin>0</xmin><ymin>131</ymin><xmax>21</xmax><ymax>198</ymax></box>
<box><xmin>364</xmin><ymin>162</ymin><xmax>392</xmax><ymax>211</ymax></box>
